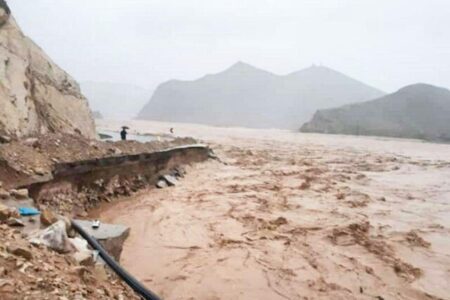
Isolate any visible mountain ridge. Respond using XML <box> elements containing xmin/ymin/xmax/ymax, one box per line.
<box><xmin>137</xmin><ymin>62</ymin><xmax>385</xmax><ymax>129</ymax></box>
<box><xmin>300</xmin><ymin>83</ymin><xmax>450</xmax><ymax>142</ymax></box>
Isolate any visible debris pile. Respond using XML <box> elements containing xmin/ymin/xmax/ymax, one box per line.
<box><xmin>0</xmin><ymin>224</ymin><xmax>139</xmax><ymax>300</ymax></box>
<box><xmin>0</xmin><ymin>186</ymin><xmax>140</xmax><ymax>299</ymax></box>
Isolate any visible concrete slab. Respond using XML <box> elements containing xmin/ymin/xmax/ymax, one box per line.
<box><xmin>74</xmin><ymin>219</ymin><xmax>130</xmax><ymax>261</ymax></box>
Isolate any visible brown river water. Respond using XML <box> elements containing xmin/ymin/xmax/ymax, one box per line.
<box><xmin>95</xmin><ymin>120</ymin><xmax>450</xmax><ymax>300</ymax></box>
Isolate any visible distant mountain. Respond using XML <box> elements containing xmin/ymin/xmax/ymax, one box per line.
<box><xmin>81</xmin><ymin>82</ymin><xmax>151</xmax><ymax>120</ymax></box>
<box><xmin>137</xmin><ymin>62</ymin><xmax>385</xmax><ymax>129</ymax></box>
<box><xmin>91</xmin><ymin>110</ymin><xmax>103</xmax><ymax>119</ymax></box>
<box><xmin>301</xmin><ymin>84</ymin><xmax>450</xmax><ymax>142</ymax></box>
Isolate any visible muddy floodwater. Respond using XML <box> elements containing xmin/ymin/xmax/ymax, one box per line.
<box><xmin>97</xmin><ymin>120</ymin><xmax>450</xmax><ymax>300</ymax></box>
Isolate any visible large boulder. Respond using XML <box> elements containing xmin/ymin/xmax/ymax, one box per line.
<box><xmin>28</xmin><ymin>220</ymin><xmax>75</xmax><ymax>253</ymax></box>
<box><xmin>0</xmin><ymin>3</ymin><xmax>95</xmax><ymax>139</ymax></box>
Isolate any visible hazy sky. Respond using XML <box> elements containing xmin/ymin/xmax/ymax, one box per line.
<box><xmin>9</xmin><ymin>0</ymin><xmax>450</xmax><ymax>93</ymax></box>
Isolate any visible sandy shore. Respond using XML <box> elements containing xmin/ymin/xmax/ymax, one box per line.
<box><xmin>96</xmin><ymin>120</ymin><xmax>450</xmax><ymax>300</ymax></box>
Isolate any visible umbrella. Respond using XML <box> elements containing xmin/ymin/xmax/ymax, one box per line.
<box><xmin>121</xmin><ymin>126</ymin><xmax>130</xmax><ymax>130</ymax></box>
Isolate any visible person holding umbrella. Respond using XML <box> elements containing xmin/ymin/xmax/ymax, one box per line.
<box><xmin>120</xmin><ymin>126</ymin><xmax>129</xmax><ymax>140</ymax></box>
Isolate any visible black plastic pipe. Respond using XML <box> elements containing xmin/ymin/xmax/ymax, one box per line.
<box><xmin>72</xmin><ymin>220</ymin><xmax>162</xmax><ymax>300</ymax></box>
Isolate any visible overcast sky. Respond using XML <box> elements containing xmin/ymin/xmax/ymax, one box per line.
<box><xmin>8</xmin><ymin>0</ymin><xmax>450</xmax><ymax>93</ymax></box>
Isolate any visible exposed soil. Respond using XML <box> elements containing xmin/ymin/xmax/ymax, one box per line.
<box><xmin>97</xmin><ymin>120</ymin><xmax>450</xmax><ymax>300</ymax></box>
<box><xmin>0</xmin><ymin>133</ymin><xmax>197</xmax><ymax>188</ymax></box>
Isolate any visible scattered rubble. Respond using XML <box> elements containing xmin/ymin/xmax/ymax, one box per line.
<box><xmin>0</xmin><ymin>225</ymin><xmax>140</xmax><ymax>300</ymax></box>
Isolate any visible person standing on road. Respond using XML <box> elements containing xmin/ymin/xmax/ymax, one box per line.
<box><xmin>120</xmin><ymin>127</ymin><xmax>128</xmax><ymax>140</ymax></box>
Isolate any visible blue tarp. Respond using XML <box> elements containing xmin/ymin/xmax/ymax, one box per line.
<box><xmin>18</xmin><ymin>207</ymin><xmax>40</xmax><ymax>216</ymax></box>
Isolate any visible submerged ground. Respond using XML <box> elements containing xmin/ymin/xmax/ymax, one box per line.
<box><xmin>96</xmin><ymin>120</ymin><xmax>450</xmax><ymax>300</ymax></box>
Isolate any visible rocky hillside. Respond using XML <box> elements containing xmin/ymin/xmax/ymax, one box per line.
<box><xmin>0</xmin><ymin>2</ymin><xmax>95</xmax><ymax>139</ymax></box>
<box><xmin>137</xmin><ymin>62</ymin><xmax>384</xmax><ymax>129</ymax></box>
<box><xmin>301</xmin><ymin>84</ymin><xmax>450</xmax><ymax>142</ymax></box>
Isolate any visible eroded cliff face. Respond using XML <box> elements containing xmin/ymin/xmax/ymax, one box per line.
<box><xmin>0</xmin><ymin>3</ymin><xmax>96</xmax><ymax>139</ymax></box>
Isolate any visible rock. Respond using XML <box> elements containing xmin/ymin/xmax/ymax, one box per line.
<box><xmin>7</xmin><ymin>218</ymin><xmax>24</xmax><ymax>227</ymax></box>
<box><xmin>0</xmin><ymin>204</ymin><xmax>10</xmax><ymax>221</ymax></box>
<box><xmin>0</xmin><ymin>135</ymin><xmax>11</xmax><ymax>144</ymax></box>
<box><xmin>73</xmin><ymin>220</ymin><xmax>130</xmax><ymax>261</ymax></box>
<box><xmin>92</xmin><ymin>264</ymin><xmax>108</xmax><ymax>281</ymax></box>
<box><xmin>0</xmin><ymin>188</ymin><xmax>10</xmax><ymax>199</ymax></box>
<box><xmin>9</xmin><ymin>208</ymin><xmax>20</xmax><ymax>219</ymax></box>
<box><xmin>61</xmin><ymin>216</ymin><xmax>76</xmax><ymax>238</ymax></box>
<box><xmin>172</xmin><ymin>166</ymin><xmax>186</xmax><ymax>178</ymax></box>
<box><xmin>23</xmin><ymin>138</ymin><xmax>40</xmax><ymax>147</ymax></box>
<box><xmin>8</xmin><ymin>244</ymin><xmax>33</xmax><ymax>260</ymax></box>
<box><xmin>34</xmin><ymin>167</ymin><xmax>47</xmax><ymax>176</ymax></box>
<box><xmin>28</xmin><ymin>220</ymin><xmax>75</xmax><ymax>253</ymax></box>
<box><xmin>10</xmin><ymin>189</ymin><xmax>29</xmax><ymax>200</ymax></box>
<box><xmin>40</xmin><ymin>209</ymin><xmax>58</xmax><ymax>227</ymax></box>
<box><xmin>270</xmin><ymin>217</ymin><xmax>288</xmax><ymax>227</ymax></box>
<box><xmin>156</xmin><ymin>180</ymin><xmax>168</xmax><ymax>189</ymax></box>
<box><xmin>161</xmin><ymin>175</ymin><xmax>177</xmax><ymax>187</ymax></box>
<box><xmin>73</xmin><ymin>251</ymin><xmax>94</xmax><ymax>266</ymax></box>
<box><xmin>70</xmin><ymin>237</ymin><xmax>93</xmax><ymax>266</ymax></box>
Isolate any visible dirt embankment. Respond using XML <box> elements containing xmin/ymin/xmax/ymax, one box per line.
<box><xmin>0</xmin><ymin>133</ymin><xmax>205</xmax><ymax>215</ymax></box>
<box><xmin>0</xmin><ymin>133</ymin><xmax>197</xmax><ymax>187</ymax></box>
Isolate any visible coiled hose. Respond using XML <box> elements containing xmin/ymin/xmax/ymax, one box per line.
<box><xmin>72</xmin><ymin>220</ymin><xmax>162</xmax><ymax>300</ymax></box>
